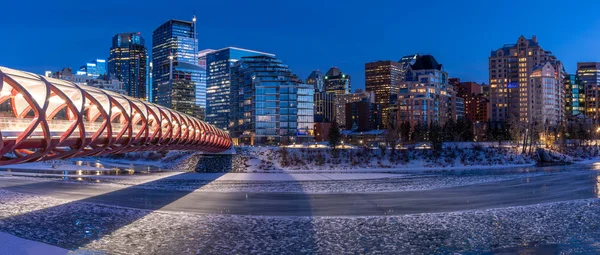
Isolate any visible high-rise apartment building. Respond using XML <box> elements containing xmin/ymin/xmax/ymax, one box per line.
<box><xmin>205</xmin><ymin>47</ymin><xmax>274</xmax><ymax>130</ymax></box>
<box><xmin>229</xmin><ymin>55</ymin><xmax>314</xmax><ymax>145</ymax></box>
<box><xmin>398</xmin><ymin>54</ymin><xmax>420</xmax><ymax>79</ymax></box>
<box><xmin>489</xmin><ymin>35</ymin><xmax>564</xmax><ymax>126</ymax></box>
<box><xmin>108</xmin><ymin>32</ymin><xmax>148</xmax><ymax>99</ymax></box>
<box><xmin>78</xmin><ymin>59</ymin><xmax>107</xmax><ymax>78</ymax></box>
<box><xmin>454</xmin><ymin>81</ymin><xmax>490</xmax><ymax>122</ymax></box>
<box><xmin>365</xmin><ymin>60</ymin><xmax>403</xmax><ymax>127</ymax></box>
<box><xmin>335</xmin><ymin>90</ymin><xmax>374</xmax><ymax>128</ymax></box>
<box><xmin>577</xmin><ymin>62</ymin><xmax>600</xmax><ymax>120</ymax></box>
<box><xmin>152</xmin><ymin>19</ymin><xmax>204</xmax><ymax>117</ymax></box>
<box><xmin>396</xmin><ymin>55</ymin><xmax>458</xmax><ymax>127</ymax></box>
<box><xmin>564</xmin><ymin>74</ymin><xmax>585</xmax><ymax>117</ymax></box>
<box><xmin>324</xmin><ymin>67</ymin><xmax>351</xmax><ymax>95</ymax></box>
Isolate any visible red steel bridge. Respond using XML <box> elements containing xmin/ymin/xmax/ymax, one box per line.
<box><xmin>0</xmin><ymin>66</ymin><xmax>232</xmax><ymax>165</ymax></box>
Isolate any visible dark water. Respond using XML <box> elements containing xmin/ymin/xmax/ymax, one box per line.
<box><xmin>0</xmin><ymin>159</ymin><xmax>169</xmax><ymax>183</ymax></box>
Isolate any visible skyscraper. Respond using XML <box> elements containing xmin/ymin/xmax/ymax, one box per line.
<box><xmin>306</xmin><ymin>70</ymin><xmax>334</xmax><ymax>122</ymax></box>
<box><xmin>78</xmin><ymin>59</ymin><xmax>107</xmax><ymax>78</ymax></box>
<box><xmin>324</xmin><ymin>67</ymin><xmax>351</xmax><ymax>95</ymax></box>
<box><xmin>365</xmin><ymin>60</ymin><xmax>403</xmax><ymax>127</ymax></box>
<box><xmin>205</xmin><ymin>47</ymin><xmax>274</xmax><ymax>130</ymax></box>
<box><xmin>564</xmin><ymin>74</ymin><xmax>585</xmax><ymax>117</ymax></box>
<box><xmin>489</xmin><ymin>35</ymin><xmax>564</xmax><ymax>126</ymax></box>
<box><xmin>577</xmin><ymin>62</ymin><xmax>600</xmax><ymax>120</ymax></box>
<box><xmin>152</xmin><ymin>19</ymin><xmax>204</xmax><ymax>117</ymax></box>
<box><xmin>108</xmin><ymin>32</ymin><xmax>148</xmax><ymax>99</ymax></box>
<box><xmin>196</xmin><ymin>49</ymin><xmax>216</xmax><ymax>119</ymax></box>
<box><xmin>229</xmin><ymin>55</ymin><xmax>314</xmax><ymax>145</ymax></box>
<box><xmin>306</xmin><ymin>70</ymin><xmax>324</xmax><ymax>92</ymax></box>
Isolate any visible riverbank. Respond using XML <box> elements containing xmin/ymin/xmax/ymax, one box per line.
<box><xmin>237</xmin><ymin>146</ymin><xmax>536</xmax><ymax>172</ymax></box>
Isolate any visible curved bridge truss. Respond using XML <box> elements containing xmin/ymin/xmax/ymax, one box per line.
<box><xmin>0</xmin><ymin>66</ymin><xmax>232</xmax><ymax>165</ymax></box>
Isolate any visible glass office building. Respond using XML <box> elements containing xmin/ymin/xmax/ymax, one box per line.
<box><xmin>230</xmin><ymin>55</ymin><xmax>314</xmax><ymax>145</ymax></box>
<box><xmin>79</xmin><ymin>59</ymin><xmax>107</xmax><ymax>78</ymax></box>
<box><xmin>108</xmin><ymin>32</ymin><xmax>148</xmax><ymax>99</ymax></box>
<box><xmin>206</xmin><ymin>47</ymin><xmax>274</xmax><ymax>130</ymax></box>
<box><xmin>577</xmin><ymin>62</ymin><xmax>600</xmax><ymax>119</ymax></box>
<box><xmin>151</xmin><ymin>19</ymin><xmax>204</xmax><ymax>117</ymax></box>
<box><xmin>565</xmin><ymin>74</ymin><xmax>585</xmax><ymax>117</ymax></box>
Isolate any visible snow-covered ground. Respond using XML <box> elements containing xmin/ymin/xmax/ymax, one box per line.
<box><xmin>237</xmin><ymin>146</ymin><xmax>536</xmax><ymax>172</ymax></box>
<box><xmin>0</xmin><ymin>189</ymin><xmax>599</xmax><ymax>254</ymax></box>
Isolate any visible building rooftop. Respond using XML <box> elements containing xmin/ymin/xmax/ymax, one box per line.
<box><xmin>411</xmin><ymin>55</ymin><xmax>442</xmax><ymax>70</ymax></box>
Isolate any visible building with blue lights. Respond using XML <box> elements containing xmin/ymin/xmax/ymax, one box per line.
<box><xmin>577</xmin><ymin>62</ymin><xmax>600</xmax><ymax>119</ymax></box>
<box><xmin>206</xmin><ymin>47</ymin><xmax>274</xmax><ymax>130</ymax></box>
<box><xmin>229</xmin><ymin>55</ymin><xmax>314</xmax><ymax>145</ymax></box>
<box><xmin>78</xmin><ymin>59</ymin><xmax>107</xmax><ymax>78</ymax></box>
<box><xmin>564</xmin><ymin>74</ymin><xmax>585</xmax><ymax>117</ymax></box>
<box><xmin>108</xmin><ymin>32</ymin><xmax>148</xmax><ymax>99</ymax></box>
<box><xmin>151</xmin><ymin>19</ymin><xmax>204</xmax><ymax>117</ymax></box>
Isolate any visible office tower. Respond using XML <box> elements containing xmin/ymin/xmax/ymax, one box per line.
<box><xmin>229</xmin><ymin>55</ymin><xmax>314</xmax><ymax>145</ymax></box>
<box><xmin>194</xmin><ymin>49</ymin><xmax>215</xmax><ymax>119</ymax></box>
<box><xmin>577</xmin><ymin>62</ymin><xmax>600</xmax><ymax>119</ymax></box>
<box><xmin>365</xmin><ymin>60</ymin><xmax>403</xmax><ymax>127</ymax></box>
<box><xmin>454</xmin><ymin>81</ymin><xmax>490</xmax><ymax>122</ymax></box>
<box><xmin>198</xmin><ymin>49</ymin><xmax>215</xmax><ymax>68</ymax></box>
<box><xmin>78</xmin><ymin>59</ymin><xmax>107</xmax><ymax>78</ymax></box>
<box><xmin>396</xmin><ymin>55</ymin><xmax>458</xmax><ymax>127</ymax></box>
<box><xmin>306</xmin><ymin>70</ymin><xmax>324</xmax><ymax>92</ymax></box>
<box><xmin>335</xmin><ymin>90</ymin><xmax>374</xmax><ymax>128</ymax></box>
<box><xmin>206</xmin><ymin>47</ymin><xmax>274</xmax><ymax>130</ymax></box>
<box><xmin>307</xmin><ymin>70</ymin><xmax>334</xmax><ymax>122</ymax></box>
<box><xmin>108</xmin><ymin>32</ymin><xmax>148</xmax><ymax>99</ymax></box>
<box><xmin>148</xmin><ymin>62</ymin><xmax>153</xmax><ymax>100</ymax></box>
<box><xmin>152</xmin><ymin>19</ymin><xmax>204</xmax><ymax>117</ymax></box>
<box><xmin>324</xmin><ymin>67</ymin><xmax>351</xmax><ymax>95</ymax></box>
<box><xmin>313</xmin><ymin>92</ymin><xmax>335</xmax><ymax>122</ymax></box>
<box><xmin>345</xmin><ymin>99</ymin><xmax>382</xmax><ymax>131</ymax></box>
<box><xmin>489</xmin><ymin>35</ymin><xmax>565</xmax><ymax>125</ymax></box>
<box><xmin>564</xmin><ymin>74</ymin><xmax>585</xmax><ymax>117</ymax></box>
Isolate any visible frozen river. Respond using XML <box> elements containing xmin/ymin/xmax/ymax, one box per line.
<box><xmin>0</xmin><ymin>164</ymin><xmax>597</xmax><ymax>216</ymax></box>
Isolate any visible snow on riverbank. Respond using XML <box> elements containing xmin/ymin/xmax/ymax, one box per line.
<box><xmin>237</xmin><ymin>146</ymin><xmax>535</xmax><ymax>172</ymax></box>
<box><xmin>0</xmin><ymin>189</ymin><xmax>598</xmax><ymax>254</ymax></box>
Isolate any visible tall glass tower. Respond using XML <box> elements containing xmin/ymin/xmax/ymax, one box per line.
<box><xmin>206</xmin><ymin>47</ymin><xmax>274</xmax><ymax>130</ymax></box>
<box><xmin>230</xmin><ymin>55</ymin><xmax>314</xmax><ymax>145</ymax></box>
<box><xmin>151</xmin><ymin>19</ymin><xmax>203</xmax><ymax>117</ymax></box>
<box><xmin>108</xmin><ymin>32</ymin><xmax>148</xmax><ymax>99</ymax></box>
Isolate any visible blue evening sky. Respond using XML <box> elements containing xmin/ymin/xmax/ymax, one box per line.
<box><xmin>1</xmin><ymin>0</ymin><xmax>599</xmax><ymax>90</ymax></box>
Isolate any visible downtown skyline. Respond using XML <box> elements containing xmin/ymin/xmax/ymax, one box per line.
<box><xmin>3</xmin><ymin>0</ymin><xmax>600</xmax><ymax>91</ymax></box>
